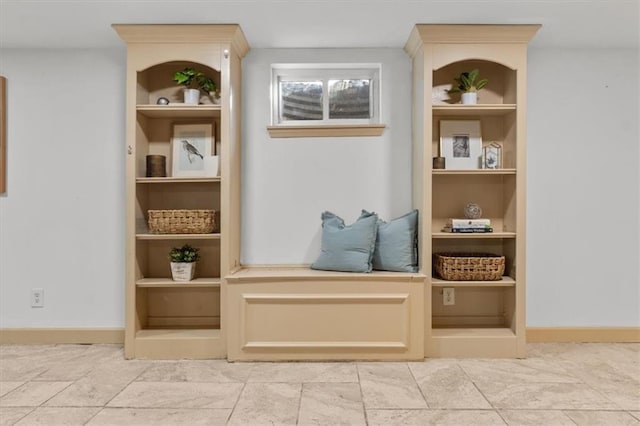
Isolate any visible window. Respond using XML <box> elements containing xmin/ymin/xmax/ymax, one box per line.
<box><xmin>270</xmin><ymin>64</ymin><xmax>382</xmax><ymax>134</ymax></box>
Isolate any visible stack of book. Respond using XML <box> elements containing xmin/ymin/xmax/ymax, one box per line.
<box><xmin>442</xmin><ymin>218</ymin><xmax>493</xmax><ymax>233</ymax></box>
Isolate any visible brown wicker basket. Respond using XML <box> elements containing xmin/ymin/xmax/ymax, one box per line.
<box><xmin>434</xmin><ymin>252</ymin><xmax>505</xmax><ymax>281</ymax></box>
<box><xmin>147</xmin><ymin>209</ymin><xmax>217</xmax><ymax>234</ymax></box>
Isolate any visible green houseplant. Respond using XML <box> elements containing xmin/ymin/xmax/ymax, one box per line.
<box><xmin>447</xmin><ymin>69</ymin><xmax>488</xmax><ymax>104</ymax></box>
<box><xmin>173</xmin><ymin>68</ymin><xmax>217</xmax><ymax>105</ymax></box>
<box><xmin>169</xmin><ymin>244</ymin><xmax>201</xmax><ymax>282</ymax></box>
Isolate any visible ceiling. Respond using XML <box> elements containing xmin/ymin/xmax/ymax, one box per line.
<box><xmin>0</xmin><ymin>0</ymin><xmax>638</xmax><ymax>50</ymax></box>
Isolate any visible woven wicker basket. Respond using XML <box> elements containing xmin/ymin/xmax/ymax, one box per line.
<box><xmin>147</xmin><ymin>209</ymin><xmax>217</xmax><ymax>234</ymax></box>
<box><xmin>434</xmin><ymin>252</ymin><xmax>505</xmax><ymax>281</ymax></box>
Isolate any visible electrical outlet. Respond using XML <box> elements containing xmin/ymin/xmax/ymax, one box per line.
<box><xmin>31</xmin><ymin>288</ymin><xmax>44</xmax><ymax>308</ymax></box>
<box><xmin>443</xmin><ymin>287</ymin><xmax>455</xmax><ymax>305</ymax></box>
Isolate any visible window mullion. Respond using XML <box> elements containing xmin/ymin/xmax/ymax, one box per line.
<box><xmin>323</xmin><ymin>77</ymin><xmax>329</xmax><ymax>122</ymax></box>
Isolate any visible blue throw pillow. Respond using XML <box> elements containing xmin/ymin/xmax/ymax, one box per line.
<box><xmin>362</xmin><ymin>209</ymin><xmax>419</xmax><ymax>272</ymax></box>
<box><xmin>311</xmin><ymin>211</ymin><xmax>378</xmax><ymax>273</ymax></box>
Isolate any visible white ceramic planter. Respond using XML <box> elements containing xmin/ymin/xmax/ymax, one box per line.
<box><xmin>170</xmin><ymin>262</ymin><xmax>196</xmax><ymax>282</ymax></box>
<box><xmin>461</xmin><ymin>92</ymin><xmax>478</xmax><ymax>105</ymax></box>
<box><xmin>183</xmin><ymin>88</ymin><xmax>200</xmax><ymax>105</ymax></box>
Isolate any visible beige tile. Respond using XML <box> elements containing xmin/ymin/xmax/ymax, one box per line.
<box><xmin>34</xmin><ymin>344</ymin><xmax>126</xmax><ymax>382</ymax></box>
<box><xmin>0</xmin><ymin>345</ymin><xmax>88</xmax><ymax>362</ymax></box>
<box><xmin>247</xmin><ymin>362</ymin><xmax>358</xmax><ymax>383</ymax></box>
<box><xmin>409</xmin><ymin>360</ymin><xmax>491</xmax><ymax>408</ymax></box>
<box><xmin>1</xmin><ymin>345</ymin><xmax>93</xmax><ymax>381</ymax></box>
<box><xmin>563</xmin><ymin>410</ymin><xmax>640</xmax><ymax>425</ymax></box>
<box><xmin>529</xmin><ymin>343</ymin><xmax>638</xmax><ymax>367</ymax></box>
<box><xmin>227</xmin><ymin>383</ymin><xmax>301</xmax><ymax>426</ymax></box>
<box><xmin>358</xmin><ymin>363</ymin><xmax>427</xmax><ymax>409</ymax></box>
<box><xmin>459</xmin><ymin>358</ymin><xmax>580</xmax><ymax>385</ymax></box>
<box><xmin>0</xmin><ymin>381</ymin><xmax>71</xmax><ymax>407</ymax></box>
<box><xmin>138</xmin><ymin>360</ymin><xmax>253</xmax><ymax>383</ymax></box>
<box><xmin>590</xmin><ymin>380</ymin><xmax>640</xmax><ymax>411</ymax></box>
<box><xmin>107</xmin><ymin>382</ymin><xmax>242</xmax><ymax>409</ymax></box>
<box><xmin>0</xmin><ymin>383</ymin><xmax>24</xmax><ymax>398</ymax></box>
<box><xmin>14</xmin><ymin>407</ymin><xmax>100</xmax><ymax>425</ymax></box>
<box><xmin>44</xmin><ymin>379</ymin><xmax>130</xmax><ymax>408</ymax></box>
<box><xmin>630</xmin><ymin>411</ymin><xmax>640</xmax><ymax>421</ymax></box>
<box><xmin>87</xmin><ymin>408</ymin><xmax>231</xmax><ymax>425</ymax></box>
<box><xmin>476</xmin><ymin>382</ymin><xmax>618</xmax><ymax>410</ymax></box>
<box><xmin>498</xmin><ymin>409</ymin><xmax>575</xmax><ymax>425</ymax></box>
<box><xmin>45</xmin><ymin>359</ymin><xmax>147</xmax><ymax>407</ymax></box>
<box><xmin>298</xmin><ymin>383</ymin><xmax>365</xmax><ymax>426</ymax></box>
<box><xmin>557</xmin><ymin>359</ymin><xmax>640</xmax><ymax>410</ymax></box>
<box><xmin>0</xmin><ymin>407</ymin><xmax>33</xmax><ymax>426</ymax></box>
<box><xmin>0</xmin><ymin>362</ymin><xmax>48</xmax><ymax>382</ymax></box>
<box><xmin>366</xmin><ymin>409</ymin><xmax>506</xmax><ymax>425</ymax></box>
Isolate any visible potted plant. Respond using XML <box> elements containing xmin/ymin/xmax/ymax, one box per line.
<box><xmin>447</xmin><ymin>69</ymin><xmax>488</xmax><ymax>105</ymax></box>
<box><xmin>173</xmin><ymin>68</ymin><xmax>217</xmax><ymax>105</ymax></box>
<box><xmin>168</xmin><ymin>244</ymin><xmax>200</xmax><ymax>282</ymax></box>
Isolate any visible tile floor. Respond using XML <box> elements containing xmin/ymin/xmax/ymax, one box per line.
<box><xmin>0</xmin><ymin>343</ymin><xmax>638</xmax><ymax>425</ymax></box>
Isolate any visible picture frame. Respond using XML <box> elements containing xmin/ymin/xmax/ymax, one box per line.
<box><xmin>171</xmin><ymin>123</ymin><xmax>213</xmax><ymax>177</ymax></box>
<box><xmin>432</xmin><ymin>83</ymin><xmax>453</xmax><ymax>105</ymax></box>
<box><xmin>439</xmin><ymin>120</ymin><xmax>482</xmax><ymax>170</ymax></box>
<box><xmin>482</xmin><ymin>142</ymin><xmax>502</xmax><ymax>169</ymax></box>
<box><xmin>0</xmin><ymin>76</ymin><xmax>6</xmax><ymax>193</ymax></box>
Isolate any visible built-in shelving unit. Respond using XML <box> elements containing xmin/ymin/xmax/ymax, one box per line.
<box><xmin>405</xmin><ymin>24</ymin><xmax>539</xmax><ymax>358</ymax></box>
<box><xmin>114</xmin><ymin>24</ymin><xmax>248</xmax><ymax>359</ymax></box>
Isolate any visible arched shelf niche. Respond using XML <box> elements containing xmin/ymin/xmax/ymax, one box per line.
<box><xmin>434</xmin><ymin>59</ymin><xmax>516</xmax><ymax>105</ymax></box>
<box><xmin>136</xmin><ymin>60</ymin><xmax>221</xmax><ymax>105</ymax></box>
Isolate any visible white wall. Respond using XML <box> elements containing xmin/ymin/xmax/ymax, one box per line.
<box><xmin>0</xmin><ymin>46</ymin><xmax>637</xmax><ymax>329</ymax></box>
<box><xmin>527</xmin><ymin>48</ymin><xmax>639</xmax><ymax>326</ymax></box>
<box><xmin>241</xmin><ymin>49</ymin><xmax>412</xmax><ymax>264</ymax></box>
<box><xmin>0</xmin><ymin>49</ymin><xmax>126</xmax><ymax>327</ymax></box>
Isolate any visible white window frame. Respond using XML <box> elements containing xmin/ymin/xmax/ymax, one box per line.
<box><xmin>271</xmin><ymin>63</ymin><xmax>381</xmax><ymax>127</ymax></box>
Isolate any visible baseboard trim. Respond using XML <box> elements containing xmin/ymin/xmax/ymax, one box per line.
<box><xmin>527</xmin><ymin>327</ymin><xmax>640</xmax><ymax>343</ymax></box>
<box><xmin>0</xmin><ymin>328</ymin><xmax>125</xmax><ymax>344</ymax></box>
<box><xmin>1</xmin><ymin>327</ymin><xmax>638</xmax><ymax>345</ymax></box>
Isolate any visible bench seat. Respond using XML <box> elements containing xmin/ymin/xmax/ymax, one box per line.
<box><xmin>226</xmin><ymin>267</ymin><xmax>425</xmax><ymax>361</ymax></box>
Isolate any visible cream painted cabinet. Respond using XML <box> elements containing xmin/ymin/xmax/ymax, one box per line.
<box><xmin>114</xmin><ymin>25</ymin><xmax>248</xmax><ymax>359</ymax></box>
<box><xmin>405</xmin><ymin>25</ymin><xmax>539</xmax><ymax>358</ymax></box>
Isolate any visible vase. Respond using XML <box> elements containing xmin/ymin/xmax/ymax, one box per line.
<box><xmin>170</xmin><ymin>262</ymin><xmax>196</xmax><ymax>282</ymax></box>
<box><xmin>461</xmin><ymin>92</ymin><xmax>477</xmax><ymax>105</ymax></box>
<box><xmin>183</xmin><ymin>88</ymin><xmax>200</xmax><ymax>105</ymax></box>
<box><xmin>145</xmin><ymin>155</ymin><xmax>166</xmax><ymax>177</ymax></box>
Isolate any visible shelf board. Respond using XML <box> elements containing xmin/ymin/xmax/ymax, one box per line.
<box><xmin>267</xmin><ymin>124</ymin><xmax>386</xmax><ymax>138</ymax></box>
<box><xmin>433</xmin><ymin>169</ymin><xmax>516</xmax><ymax>175</ymax></box>
<box><xmin>432</xmin><ymin>104</ymin><xmax>517</xmax><ymax>116</ymax></box>
<box><xmin>136</xmin><ymin>278</ymin><xmax>221</xmax><ymax>288</ymax></box>
<box><xmin>136</xmin><ymin>233</ymin><xmax>221</xmax><ymax>240</ymax></box>
<box><xmin>136</xmin><ymin>328</ymin><xmax>220</xmax><ymax>340</ymax></box>
<box><xmin>432</xmin><ymin>276</ymin><xmax>515</xmax><ymax>287</ymax></box>
<box><xmin>431</xmin><ymin>327</ymin><xmax>516</xmax><ymax>338</ymax></box>
<box><xmin>136</xmin><ymin>104</ymin><xmax>221</xmax><ymax>118</ymax></box>
<box><xmin>227</xmin><ymin>266</ymin><xmax>426</xmax><ymax>283</ymax></box>
<box><xmin>136</xmin><ymin>177</ymin><xmax>220</xmax><ymax>184</ymax></box>
<box><xmin>432</xmin><ymin>232</ymin><xmax>516</xmax><ymax>239</ymax></box>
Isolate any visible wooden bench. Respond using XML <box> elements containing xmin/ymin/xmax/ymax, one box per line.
<box><xmin>225</xmin><ymin>267</ymin><xmax>425</xmax><ymax>361</ymax></box>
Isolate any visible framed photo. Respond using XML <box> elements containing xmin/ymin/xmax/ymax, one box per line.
<box><xmin>439</xmin><ymin>120</ymin><xmax>482</xmax><ymax>170</ymax></box>
<box><xmin>482</xmin><ymin>142</ymin><xmax>502</xmax><ymax>169</ymax></box>
<box><xmin>171</xmin><ymin>124</ymin><xmax>213</xmax><ymax>177</ymax></box>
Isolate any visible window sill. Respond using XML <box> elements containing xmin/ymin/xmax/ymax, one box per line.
<box><xmin>267</xmin><ymin>124</ymin><xmax>386</xmax><ymax>138</ymax></box>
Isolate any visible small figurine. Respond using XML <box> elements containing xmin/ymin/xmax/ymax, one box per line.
<box><xmin>156</xmin><ymin>97</ymin><xmax>170</xmax><ymax>105</ymax></box>
<box><xmin>464</xmin><ymin>203</ymin><xmax>482</xmax><ymax>219</ymax></box>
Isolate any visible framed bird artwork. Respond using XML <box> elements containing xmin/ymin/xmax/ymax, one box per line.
<box><xmin>171</xmin><ymin>123</ymin><xmax>214</xmax><ymax>177</ymax></box>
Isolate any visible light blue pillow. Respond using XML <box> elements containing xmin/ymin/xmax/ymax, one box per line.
<box><xmin>311</xmin><ymin>211</ymin><xmax>378</xmax><ymax>273</ymax></box>
<box><xmin>362</xmin><ymin>209</ymin><xmax>419</xmax><ymax>273</ymax></box>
